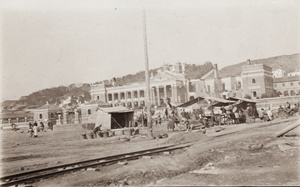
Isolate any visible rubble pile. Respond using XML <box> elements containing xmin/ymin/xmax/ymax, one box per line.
<box><xmin>163</xmin><ymin>131</ymin><xmax>208</xmax><ymax>145</ymax></box>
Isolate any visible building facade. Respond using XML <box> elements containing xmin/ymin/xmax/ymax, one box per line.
<box><xmin>272</xmin><ymin>68</ymin><xmax>286</xmax><ymax>78</ymax></box>
<box><xmin>90</xmin><ymin>63</ymin><xmax>224</xmax><ymax>108</ymax></box>
<box><xmin>273</xmin><ymin>75</ymin><xmax>300</xmax><ymax>96</ymax></box>
<box><xmin>241</xmin><ymin>62</ymin><xmax>274</xmax><ymax>98</ymax></box>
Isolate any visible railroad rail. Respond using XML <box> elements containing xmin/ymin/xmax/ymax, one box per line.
<box><xmin>0</xmin><ymin>143</ymin><xmax>191</xmax><ymax>187</ymax></box>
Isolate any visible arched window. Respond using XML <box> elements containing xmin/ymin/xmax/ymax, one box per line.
<box><xmin>290</xmin><ymin>90</ymin><xmax>295</xmax><ymax>96</ymax></box>
<box><xmin>253</xmin><ymin>91</ymin><xmax>257</xmax><ymax>98</ymax></box>
<box><xmin>88</xmin><ymin>109</ymin><xmax>92</xmax><ymax>115</ymax></box>
<box><xmin>39</xmin><ymin>114</ymin><xmax>43</xmax><ymax>119</ymax></box>
<box><xmin>252</xmin><ymin>79</ymin><xmax>256</xmax><ymax>83</ymax></box>
<box><xmin>207</xmin><ymin>85</ymin><xmax>211</xmax><ymax>93</ymax></box>
<box><xmin>97</xmin><ymin>96</ymin><xmax>100</xmax><ymax>100</ymax></box>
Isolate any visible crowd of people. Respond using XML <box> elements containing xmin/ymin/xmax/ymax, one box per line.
<box><xmin>27</xmin><ymin>121</ymin><xmax>53</xmax><ymax>138</ymax></box>
<box><xmin>133</xmin><ymin>100</ymin><xmax>300</xmax><ymax>132</ymax></box>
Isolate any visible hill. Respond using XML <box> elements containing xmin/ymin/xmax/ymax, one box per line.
<box><xmin>219</xmin><ymin>53</ymin><xmax>300</xmax><ymax>78</ymax></box>
<box><xmin>2</xmin><ymin>53</ymin><xmax>299</xmax><ymax>111</ymax></box>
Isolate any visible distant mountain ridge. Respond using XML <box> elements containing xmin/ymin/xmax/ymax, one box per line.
<box><xmin>219</xmin><ymin>53</ymin><xmax>300</xmax><ymax>78</ymax></box>
<box><xmin>1</xmin><ymin>53</ymin><xmax>299</xmax><ymax>110</ymax></box>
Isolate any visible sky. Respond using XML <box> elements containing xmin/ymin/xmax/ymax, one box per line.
<box><xmin>0</xmin><ymin>0</ymin><xmax>299</xmax><ymax>101</ymax></box>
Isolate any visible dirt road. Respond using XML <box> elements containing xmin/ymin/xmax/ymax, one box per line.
<box><xmin>1</xmin><ymin>117</ymin><xmax>299</xmax><ymax>186</ymax></box>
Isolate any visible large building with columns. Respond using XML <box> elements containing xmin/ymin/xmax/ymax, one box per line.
<box><xmin>90</xmin><ymin>63</ymin><xmax>224</xmax><ymax>108</ymax></box>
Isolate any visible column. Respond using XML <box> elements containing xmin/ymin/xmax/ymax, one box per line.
<box><xmin>137</xmin><ymin>90</ymin><xmax>141</xmax><ymax>107</ymax></box>
<box><xmin>152</xmin><ymin>87</ymin><xmax>156</xmax><ymax>105</ymax></box>
<box><xmin>74</xmin><ymin>109</ymin><xmax>79</xmax><ymax>124</ymax></box>
<box><xmin>25</xmin><ymin>117</ymin><xmax>27</xmax><ymax>122</ymax></box>
<box><xmin>118</xmin><ymin>92</ymin><xmax>121</xmax><ymax>101</ymax></box>
<box><xmin>156</xmin><ymin>86</ymin><xmax>160</xmax><ymax>106</ymax></box>
<box><xmin>186</xmin><ymin>81</ymin><xmax>190</xmax><ymax>101</ymax></box>
<box><xmin>164</xmin><ymin>86</ymin><xmax>167</xmax><ymax>103</ymax></box>
<box><xmin>8</xmin><ymin>119</ymin><xmax>11</xmax><ymax>124</ymax></box>
<box><xmin>63</xmin><ymin>110</ymin><xmax>67</xmax><ymax>124</ymax></box>
<box><xmin>16</xmin><ymin>118</ymin><xmax>19</xmax><ymax>123</ymax></box>
<box><xmin>1</xmin><ymin>119</ymin><xmax>3</xmax><ymax>124</ymax></box>
<box><xmin>172</xmin><ymin>85</ymin><xmax>178</xmax><ymax>103</ymax></box>
<box><xmin>56</xmin><ymin>115</ymin><xmax>61</xmax><ymax>125</ymax></box>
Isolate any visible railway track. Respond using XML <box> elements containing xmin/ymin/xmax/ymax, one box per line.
<box><xmin>0</xmin><ymin>143</ymin><xmax>191</xmax><ymax>187</ymax></box>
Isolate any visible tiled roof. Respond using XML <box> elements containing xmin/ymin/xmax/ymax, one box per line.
<box><xmin>0</xmin><ymin>111</ymin><xmax>33</xmax><ymax>118</ymax></box>
<box><xmin>84</xmin><ymin>100</ymin><xmax>111</xmax><ymax>107</ymax></box>
<box><xmin>36</xmin><ymin>104</ymin><xmax>62</xmax><ymax>111</ymax></box>
<box><xmin>273</xmin><ymin>75</ymin><xmax>300</xmax><ymax>83</ymax></box>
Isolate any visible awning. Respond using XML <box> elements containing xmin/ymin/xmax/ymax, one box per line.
<box><xmin>97</xmin><ymin>106</ymin><xmax>133</xmax><ymax>113</ymax></box>
<box><xmin>227</xmin><ymin>97</ymin><xmax>257</xmax><ymax>103</ymax></box>
<box><xmin>177</xmin><ymin>97</ymin><xmax>205</xmax><ymax>108</ymax></box>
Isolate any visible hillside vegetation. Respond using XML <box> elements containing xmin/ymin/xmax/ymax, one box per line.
<box><xmin>1</xmin><ymin>53</ymin><xmax>299</xmax><ymax>110</ymax></box>
<box><xmin>219</xmin><ymin>53</ymin><xmax>300</xmax><ymax>78</ymax></box>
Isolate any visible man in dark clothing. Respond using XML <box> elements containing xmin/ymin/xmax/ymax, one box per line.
<box><xmin>93</xmin><ymin>124</ymin><xmax>102</xmax><ymax>138</ymax></box>
<box><xmin>167</xmin><ymin>118</ymin><xmax>175</xmax><ymax>131</ymax></box>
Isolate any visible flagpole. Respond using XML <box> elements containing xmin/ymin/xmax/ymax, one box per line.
<box><xmin>143</xmin><ymin>9</ymin><xmax>153</xmax><ymax>138</ymax></box>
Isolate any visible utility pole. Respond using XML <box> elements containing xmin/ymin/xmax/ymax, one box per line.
<box><xmin>143</xmin><ymin>9</ymin><xmax>153</xmax><ymax>138</ymax></box>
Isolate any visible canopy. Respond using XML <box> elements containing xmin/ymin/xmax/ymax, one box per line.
<box><xmin>177</xmin><ymin>97</ymin><xmax>205</xmax><ymax>108</ymax></box>
<box><xmin>205</xmin><ymin>96</ymin><xmax>235</xmax><ymax>107</ymax></box>
<box><xmin>227</xmin><ymin>97</ymin><xmax>257</xmax><ymax>103</ymax></box>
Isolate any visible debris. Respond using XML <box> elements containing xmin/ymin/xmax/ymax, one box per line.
<box><xmin>278</xmin><ymin>143</ymin><xmax>293</xmax><ymax>152</ymax></box>
<box><xmin>142</xmin><ymin>156</ymin><xmax>152</xmax><ymax>159</ymax></box>
<box><xmin>118</xmin><ymin>161</ymin><xmax>128</xmax><ymax>165</ymax></box>
<box><xmin>118</xmin><ymin>179</ymin><xmax>129</xmax><ymax>186</ymax></box>
<box><xmin>248</xmin><ymin>143</ymin><xmax>264</xmax><ymax>151</ymax></box>
<box><xmin>86</xmin><ymin>168</ymin><xmax>97</xmax><ymax>171</ymax></box>
<box><xmin>202</xmin><ymin>162</ymin><xmax>215</xmax><ymax>170</ymax></box>
<box><xmin>190</xmin><ymin>162</ymin><xmax>219</xmax><ymax>174</ymax></box>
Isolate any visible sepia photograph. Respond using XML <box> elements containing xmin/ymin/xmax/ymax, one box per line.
<box><xmin>0</xmin><ymin>0</ymin><xmax>300</xmax><ymax>186</ymax></box>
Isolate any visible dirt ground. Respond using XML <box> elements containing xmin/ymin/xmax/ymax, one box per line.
<box><xmin>1</xmin><ymin>117</ymin><xmax>300</xmax><ymax>186</ymax></box>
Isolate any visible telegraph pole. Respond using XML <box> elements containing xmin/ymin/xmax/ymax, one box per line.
<box><xmin>143</xmin><ymin>9</ymin><xmax>153</xmax><ymax>138</ymax></box>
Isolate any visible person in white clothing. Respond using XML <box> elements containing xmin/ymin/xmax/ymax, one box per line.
<box><xmin>267</xmin><ymin>108</ymin><xmax>273</xmax><ymax>121</ymax></box>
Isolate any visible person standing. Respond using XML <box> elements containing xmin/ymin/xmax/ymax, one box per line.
<box><xmin>39</xmin><ymin>122</ymin><xmax>45</xmax><ymax>132</ymax></box>
<box><xmin>33</xmin><ymin>122</ymin><xmax>38</xmax><ymax>137</ymax></box>
<box><xmin>167</xmin><ymin>118</ymin><xmax>175</xmax><ymax>131</ymax></box>
<box><xmin>28</xmin><ymin>122</ymin><xmax>34</xmax><ymax>138</ymax></box>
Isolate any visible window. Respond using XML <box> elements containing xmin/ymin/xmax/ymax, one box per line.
<box><xmin>88</xmin><ymin>109</ymin><xmax>92</xmax><ymax>115</ymax></box>
<box><xmin>274</xmin><ymin>84</ymin><xmax>277</xmax><ymax>87</ymax></box>
<box><xmin>97</xmin><ymin>96</ymin><xmax>100</xmax><ymax>100</ymax></box>
<box><xmin>290</xmin><ymin>90</ymin><xmax>295</xmax><ymax>96</ymax></box>
<box><xmin>290</xmin><ymin>83</ymin><xmax>293</xmax><ymax>86</ymax></box>
<box><xmin>252</xmin><ymin>79</ymin><xmax>256</xmax><ymax>83</ymax></box>
<box><xmin>207</xmin><ymin>85</ymin><xmax>211</xmax><ymax>93</ymax></box>
<box><xmin>253</xmin><ymin>91</ymin><xmax>257</xmax><ymax>98</ymax></box>
<box><xmin>282</xmin><ymin>83</ymin><xmax>285</xmax><ymax>87</ymax></box>
<box><xmin>39</xmin><ymin>114</ymin><xmax>43</xmax><ymax>119</ymax></box>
